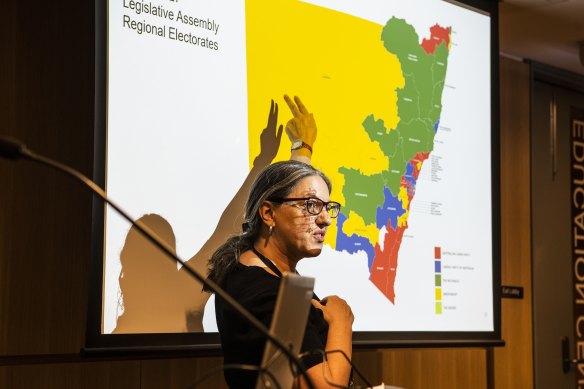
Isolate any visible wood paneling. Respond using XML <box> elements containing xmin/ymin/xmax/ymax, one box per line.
<box><xmin>379</xmin><ymin>348</ymin><xmax>487</xmax><ymax>389</ymax></box>
<box><xmin>0</xmin><ymin>361</ymin><xmax>140</xmax><ymax>389</ymax></box>
<box><xmin>492</xmin><ymin>56</ymin><xmax>533</xmax><ymax>389</ymax></box>
<box><xmin>141</xmin><ymin>357</ymin><xmax>226</xmax><ymax>389</ymax></box>
<box><xmin>0</xmin><ymin>0</ymin><xmax>94</xmax><ymax>356</ymax></box>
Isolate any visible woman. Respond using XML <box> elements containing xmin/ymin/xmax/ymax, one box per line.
<box><xmin>205</xmin><ymin>160</ymin><xmax>354</xmax><ymax>389</ymax></box>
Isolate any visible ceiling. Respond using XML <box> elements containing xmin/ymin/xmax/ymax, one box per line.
<box><xmin>499</xmin><ymin>0</ymin><xmax>584</xmax><ymax>75</ymax></box>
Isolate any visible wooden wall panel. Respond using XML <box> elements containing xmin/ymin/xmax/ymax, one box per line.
<box><xmin>378</xmin><ymin>348</ymin><xmax>487</xmax><ymax>389</ymax></box>
<box><xmin>0</xmin><ymin>361</ymin><xmax>140</xmax><ymax>389</ymax></box>
<box><xmin>492</xmin><ymin>56</ymin><xmax>533</xmax><ymax>389</ymax></box>
<box><xmin>141</xmin><ymin>357</ymin><xmax>226</xmax><ymax>389</ymax></box>
<box><xmin>352</xmin><ymin>350</ymin><xmax>384</xmax><ymax>386</ymax></box>
<box><xmin>0</xmin><ymin>0</ymin><xmax>94</xmax><ymax>356</ymax></box>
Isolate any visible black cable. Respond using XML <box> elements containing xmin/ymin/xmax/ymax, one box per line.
<box><xmin>187</xmin><ymin>349</ymin><xmax>371</xmax><ymax>388</ymax></box>
<box><xmin>296</xmin><ymin>349</ymin><xmax>374</xmax><ymax>389</ymax></box>
<box><xmin>257</xmin><ymin>367</ymin><xmax>284</xmax><ymax>389</ymax></box>
<box><xmin>323</xmin><ymin>349</ymin><xmax>373</xmax><ymax>389</ymax></box>
<box><xmin>315</xmin><ymin>350</ymin><xmax>348</xmax><ymax>389</ymax></box>
<box><xmin>296</xmin><ymin>349</ymin><xmax>346</xmax><ymax>388</ymax></box>
<box><xmin>0</xmin><ymin>137</ymin><xmax>315</xmax><ymax>389</ymax></box>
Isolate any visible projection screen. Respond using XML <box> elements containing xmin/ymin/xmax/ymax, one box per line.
<box><xmin>87</xmin><ymin>0</ymin><xmax>501</xmax><ymax>352</ymax></box>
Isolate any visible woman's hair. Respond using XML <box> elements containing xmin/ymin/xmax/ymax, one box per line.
<box><xmin>203</xmin><ymin>160</ymin><xmax>331</xmax><ymax>291</ymax></box>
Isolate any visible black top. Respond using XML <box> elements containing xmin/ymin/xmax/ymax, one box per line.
<box><xmin>215</xmin><ymin>262</ymin><xmax>328</xmax><ymax>389</ymax></box>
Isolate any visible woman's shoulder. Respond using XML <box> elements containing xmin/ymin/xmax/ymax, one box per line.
<box><xmin>231</xmin><ymin>262</ymin><xmax>279</xmax><ymax>279</ymax></box>
<box><xmin>216</xmin><ymin>263</ymin><xmax>281</xmax><ymax>321</ymax></box>
<box><xmin>223</xmin><ymin>263</ymin><xmax>280</xmax><ymax>298</ymax></box>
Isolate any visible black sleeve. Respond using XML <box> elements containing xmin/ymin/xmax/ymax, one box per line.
<box><xmin>298</xmin><ymin>305</ymin><xmax>329</xmax><ymax>371</ymax></box>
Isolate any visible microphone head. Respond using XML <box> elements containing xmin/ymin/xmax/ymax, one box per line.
<box><xmin>0</xmin><ymin>135</ymin><xmax>26</xmax><ymax>160</ymax></box>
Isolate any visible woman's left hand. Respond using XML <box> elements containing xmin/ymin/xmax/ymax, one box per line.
<box><xmin>311</xmin><ymin>296</ymin><xmax>354</xmax><ymax>329</ymax></box>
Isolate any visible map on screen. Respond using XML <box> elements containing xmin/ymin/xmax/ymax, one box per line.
<box><xmin>103</xmin><ymin>0</ymin><xmax>493</xmax><ymax>335</ymax></box>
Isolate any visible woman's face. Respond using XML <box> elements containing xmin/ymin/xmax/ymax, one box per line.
<box><xmin>270</xmin><ymin>175</ymin><xmax>333</xmax><ymax>260</ymax></box>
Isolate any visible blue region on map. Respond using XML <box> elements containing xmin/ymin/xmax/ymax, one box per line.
<box><xmin>405</xmin><ymin>163</ymin><xmax>415</xmax><ymax>178</ymax></box>
<box><xmin>434</xmin><ymin>119</ymin><xmax>440</xmax><ymax>133</ymax></box>
<box><xmin>403</xmin><ymin>163</ymin><xmax>417</xmax><ymax>196</ymax></box>
<box><xmin>375</xmin><ymin>187</ymin><xmax>406</xmax><ymax>230</ymax></box>
<box><xmin>336</xmin><ymin>212</ymin><xmax>376</xmax><ymax>269</ymax></box>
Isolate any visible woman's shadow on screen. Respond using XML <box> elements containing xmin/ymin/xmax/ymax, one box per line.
<box><xmin>112</xmin><ymin>100</ymin><xmax>284</xmax><ymax>334</ymax></box>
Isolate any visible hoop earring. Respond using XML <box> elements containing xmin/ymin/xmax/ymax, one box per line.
<box><xmin>269</xmin><ymin>226</ymin><xmax>273</xmax><ymax>235</ymax></box>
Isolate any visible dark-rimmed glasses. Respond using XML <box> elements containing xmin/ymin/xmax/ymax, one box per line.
<box><xmin>269</xmin><ymin>197</ymin><xmax>341</xmax><ymax>218</ymax></box>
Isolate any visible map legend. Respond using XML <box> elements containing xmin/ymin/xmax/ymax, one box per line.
<box><xmin>435</xmin><ymin>246</ymin><xmax>442</xmax><ymax>314</ymax></box>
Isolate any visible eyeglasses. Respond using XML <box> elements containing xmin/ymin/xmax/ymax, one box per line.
<box><xmin>269</xmin><ymin>197</ymin><xmax>342</xmax><ymax>218</ymax></box>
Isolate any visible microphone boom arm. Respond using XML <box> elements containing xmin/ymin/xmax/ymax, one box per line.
<box><xmin>0</xmin><ymin>136</ymin><xmax>314</xmax><ymax>389</ymax></box>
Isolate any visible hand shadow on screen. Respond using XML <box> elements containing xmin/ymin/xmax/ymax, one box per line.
<box><xmin>113</xmin><ymin>100</ymin><xmax>284</xmax><ymax>334</ymax></box>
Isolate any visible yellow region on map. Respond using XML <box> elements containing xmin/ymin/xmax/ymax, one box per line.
<box><xmin>246</xmin><ymin>0</ymin><xmax>404</xmax><ymax>247</ymax></box>
<box><xmin>341</xmin><ymin>211</ymin><xmax>379</xmax><ymax>247</ymax></box>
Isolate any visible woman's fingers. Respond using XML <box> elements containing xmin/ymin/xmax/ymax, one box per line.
<box><xmin>294</xmin><ymin>95</ymin><xmax>309</xmax><ymax>115</ymax></box>
<box><xmin>284</xmin><ymin>94</ymin><xmax>300</xmax><ymax>117</ymax></box>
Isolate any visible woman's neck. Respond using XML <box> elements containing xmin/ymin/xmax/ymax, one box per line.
<box><xmin>254</xmin><ymin>236</ymin><xmax>298</xmax><ymax>274</ymax></box>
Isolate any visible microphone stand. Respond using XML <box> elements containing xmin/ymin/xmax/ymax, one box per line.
<box><xmin>0</xmin><ymin>135</ymin><xmax>315</xmax><ymax>389</ymax></box>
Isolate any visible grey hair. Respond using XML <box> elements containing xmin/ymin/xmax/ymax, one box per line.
<box><xmin>203</xmin><ymin>160</ymin><xmax>331</xmax><ymax>291</ymax></box>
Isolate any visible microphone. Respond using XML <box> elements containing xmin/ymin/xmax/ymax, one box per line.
<box><xmin>0</xmin><ymin>135</ymin><xmax>29</xmax><ymax>160</ymax></box>
<box><xmin>0</xmin><ymin>135</ymin><xmax>316</xmax><ymax>389</ymax></box>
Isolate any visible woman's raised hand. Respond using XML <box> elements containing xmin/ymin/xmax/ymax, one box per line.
<box><xmin>283</xmin><ymin>95</ymin><xmax>316</xmax><ymax>164</ymax></box>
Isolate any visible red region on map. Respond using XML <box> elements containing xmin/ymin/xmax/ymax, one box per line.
<box><xmin>369</xmin><ymin>224</ymin><xmax>406</xmax><ymax>303</ymax></box>
<box><xmin>369</xmin><ymin>152</ymin><xmax>430</xmax><ymax>302</ymax></box>
<box><xmin>421</xmin><ymin>24</ymin><xmax>451</xmax><ymax>55</ymax></box>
